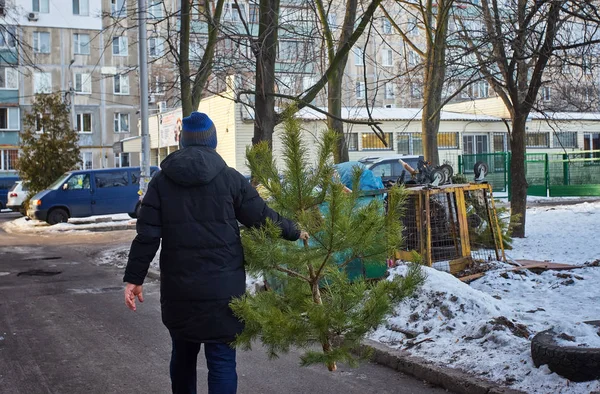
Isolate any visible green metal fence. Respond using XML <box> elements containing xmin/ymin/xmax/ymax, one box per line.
<box><xmin>525</xmin><ymin>153</ymin><xmax>548</xmax><ymax>197</ymax></box>
<box><xmin>548</xmin><ymin>151</ymin><xmax>600</xmax><ymax>197</ymax></box>
<box><xmin>459</xmin><ymin>151</ymin><xmax>600</xmax><ymax>197</ymax></box>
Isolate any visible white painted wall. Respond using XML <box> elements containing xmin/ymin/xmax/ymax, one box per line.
<box><xmin>11</xmin><ymin>0</ymin><xmax>103</xmax><ymax>30</ymax></box>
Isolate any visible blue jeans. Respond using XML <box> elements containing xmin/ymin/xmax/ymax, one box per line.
<box><xmin>170</xmin><ymin>334</ymin><xmax>237</xmax><ymax>394</ymax></box>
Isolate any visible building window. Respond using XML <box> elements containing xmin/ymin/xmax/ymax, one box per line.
<box><xmin>72</xmin><ymin>0</ymin><xmax>89</xmax><ymax>15</ymax></box>
<box><xmin>382</xmin><ymin>18</ymin><xmax>392</xmax><ymax>34</ymax></box>
<box><xmin>493</xmin><ymin>133</ymin><xmax>507</xmax><ymax>152</ymax></box>
<box><xmin>354</xmin><ymin>47</ymin><xmax>364</xmax><ymax>66</ymax></box>
<box><xmin>76</xmin><ymin>113</ymin><xmax>92</xmax><ymax>133</ymax></box>
<box><xmin>355</xmin><ymin>82</ymin><xmax>365</xmax><ymax>99</ymax></box>
<box><xmin>474</xmin><ymin>81</ymin><xmax>489</xmax><ymax>98</ymax></box>
<box><xmin>542</xmin><ymin>86</ymin><xmax>551</xmax><ymax>102</ymax></box>
<box><xmin>249</xmin><ymin>4</ymin><xmax>259</xmax><ymax>23</ymax></box>
<box><xmin>114</xmin><ymin>112</ymin><xmax>129</xmax><ymax>133</ymax></box>
<box><xmin>302</xmin><ymin>76</ymin><xmax>317</xmax><ymax>92</ymax></box>
<box><xmin>112</xmin><ymin>36</ymin><xmax>128</xmax><ymax>56</ymax></box>
<box><xmin>34</xmin><ymin>72</ymin><xmax>52</xmax><ymax>93</ymax></box>
<box><xmin>148</xmin><ymin>0</ymin><xmax>163</xmax><ymax>18</ymax></box>
<box><xmin>397</xmin><ymin>133</ymin><xmax>423</xmax><ymax>155</ymax></box>
<box><xmin>148</xmin><ymin>37</ymin><xmax>164</xmax><ymax>57</ymax></box>
<box><xmin>111</xmin><ymin>0</ymin><xmax>125</xmax><ymax>16</ymax></box>
<box><xmin>0</xmin><ymin>26</ymin><xmax>16</xmax><ymax>49</ymax></box>
<box><xmin>385</xmin><ymin>82</ymin><xmax>394</xmax><ymax>99</ymax></box>
<box><xmin>278</xmin><ymin>41</ymin><xmax>304</xmax><ymax>62</ymax></box>
<box><xmin>346</xmin><ymin>133</ymin><xmax>358</xmax><ymax>151</ymax></box>
<box><xmin>73</xmin><ymin>72</ymin><xmax>92</xmax><ymax>94</ymax></box>
<box><xmin>1</xmin><ymin>149</ymin><xmax>18</xmax><ymax>171</ymax></box>
<box><xmin>33</xmin><ymin>31</ymin><xmax>51</xmax><ymax>53</ymax></box>
<box><xmin>410</xmin><ymin>83</ymin><xmax>422</xmax><ymax>99</ymax></box>
<box><xmin>437</xmin><ymin>132</ymin><xmax>459</xmax><ymax>149</ymax></box>
<box><xmin>81</xmin><ymin>151</ymin><xmax>93</xmax><ymax>170</ymax></box>
<box><xmin>362</xmin><ymin>133</ymin><xmax>393</xmax><ymax>150</ymax></box>
<box><xmin>0</xmin><ymin>107</ymin><xmax>19</xmax><ymax>130</ymax></box>
<box><xmin>0</xmin><ymin>67</ymin><xmax>18</xmax><ymax>90</ymax></box>
<box><xmin>526</xmin><ymin>132</ymin><xmax>550</xmax><ymax>148</ymax></box>
<box><xmin>73</xmin><ymin>33</ymin><xmax>90</xmax><ymax>55</ymax></box>
<box><xmin>382</xmin><ymin>48</ymin><xmax>393</xmax><ymax>67</ymax></box>
<box><xmin>32</xmin><ymin>0</ymin><xmax>49</xmax><ymax>13</ymax></box>
<box><xmin>152</xmin><ymin>75</ymin><xmax>165</xmax><ymax>96</ymax></box>
<box><xmin>223</xmin><ymin>1</ymin><xmax>246</xmax><ymax>22</ymax></box>
<box><xmin>408</xmin><ymin>50</ymin><xmax>420</xmax><ymax>67</ymax></box>
<box><xmin>115</xmin><ymin>152</ymin><xmax>130</xmax><ymax>168</ymax></box>
<box><xmin>113</xmin><ymin>74</ymin><xmax>130</xmax><ymax>95</ymax></box>
<box><xmin>553</xmin><ymin>132</ymin><xmax>577</xmax><ymax>149</ymax></box>
<box><xmin>277</xmin><ymin>76</ymin><xmax>294</xmax><ymax>96</ymax></box>
<box><xmin>407</xmin><ymin>16</ymin><xmax>419</xmax><ymax>36</ymax></box>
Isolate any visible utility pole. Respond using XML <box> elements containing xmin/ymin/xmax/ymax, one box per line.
<box><xmin>138</xmin><ymin>0</ymin><xmax>151</xmax><ymax>197</ymax></box>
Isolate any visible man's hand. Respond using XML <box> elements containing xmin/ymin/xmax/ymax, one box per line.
<box><xmin>124</xmin><ymin>283</ymin><xmax>144</xmax><ymax>311</ymax></box>
<box><xmin>299</xmin><ymin>231</ymin><xmax>310</xmax><ymax>241</ymax></box>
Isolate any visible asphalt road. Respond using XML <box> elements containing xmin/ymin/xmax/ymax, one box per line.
<box><xmin>0</xmin><ymin>212</ymin><xmax>449</xmax><ymax>394</ymax></box>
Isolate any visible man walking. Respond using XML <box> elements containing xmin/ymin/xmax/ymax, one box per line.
<box><xmin>123</xmin><ymin>112</ymin><xmax>306</xmax><ymax>394</ymax></box>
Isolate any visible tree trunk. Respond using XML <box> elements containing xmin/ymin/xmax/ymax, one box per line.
<box><xmin>310</xmin><ymin>280</ymin><xmax>337</xmax><ymax>371</ymax></box>
<box><xmin>179</xmin><ymin>0</ymin><xmax>192</xmax><ymax>117</ymax></box>
<box><xmin>421</xmin><ymin>0</ymin><xmax>449</xmax><ymax>166</ymax></box>
<box><xmin>252</xmin><ymin>0</ymin><xmax>280</xmax><ymax>147</ymax></box>
<box><xmin>328</xmin><ymin>69</ymin><xmax>349</xmax><ymax>163</ymax></box>
<box><xmin>509</xmin><ymin>114</ymin><xmax>528</xmax><ymax>238</ymax></box>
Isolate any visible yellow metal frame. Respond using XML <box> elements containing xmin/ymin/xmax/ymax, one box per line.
<box><xmin>399</xmin><ymin>183</ymin><xmax>505</xmax><ymax>271</ymax></box>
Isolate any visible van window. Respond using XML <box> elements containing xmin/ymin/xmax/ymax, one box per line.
<box><xmin>67</xmin><ymin>174</ymin><xmax>91</xmax><ymax>190</ymax></box>
<box><xmin>95</xmin><ymin>171</ymin><xmax>129</xmax><ymax>188</ymax></box>
<box><xmin>0</xmin><ymin>178</ymin><xmax>18</xmax><ymax>189</ymax></box>
<box><xmin>131</xmin><ymin>169</ymin><xmax>158</xmax><ymax>185</ymax></box>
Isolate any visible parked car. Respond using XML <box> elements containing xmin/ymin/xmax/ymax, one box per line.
<box><xmin>27</xmin><ymin>167</ymin><xmax>159</xmax><ymax>225</ymax></box>
<box><xmin>0</xmin><ymin>176</ymin><xmax>20</xmax><ymax>211</ymax></box>
<box><xmin>7</xmin><ymin>181</ymin><xmax>28</xmax><ymax>213</ymax></box>
<box><xmin>359</xmin><ymin>155</ymin><xmax>424</xmax><ymax>184</ymax></box>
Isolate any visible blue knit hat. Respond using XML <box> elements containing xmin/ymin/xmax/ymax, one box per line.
<box><xmin>180</xmin><ymin>112</ymin><xmax>217</xmax><ymax>149</ymax></box>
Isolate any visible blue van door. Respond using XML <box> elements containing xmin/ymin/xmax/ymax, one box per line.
<box><xmin>91</xmin><ymin>170</ymin><xmax>132</xmax><ymax>215</ymax></box>
<box><xmin>63</xmin><ymin>173</ymin><xmax>93</xmax><ymax>217</ymax></box>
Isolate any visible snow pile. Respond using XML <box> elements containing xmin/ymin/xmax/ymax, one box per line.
<box><xmin>373</xmin><ymin>199</ymin><xmax>600</xmax><ymax>393</ymax></box>
<box><xmin>509</xmin><ymin>200</ymin><xmax>600</xmax><ymax>265</ymax></box>
<box><xmin>98</xmin><ymin>245</ymin><xmax>160</xmax><ymax>270</ymax></box>
<box><xmin>2</xmin><ymin>214</ymin><xmax>134</xmax><ymax>234</ymax></box>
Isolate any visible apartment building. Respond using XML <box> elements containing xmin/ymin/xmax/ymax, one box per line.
<box><xmin>0</xmin><ymin>0</ymin><xmax>146</xmax><ymax>172</ymax></box>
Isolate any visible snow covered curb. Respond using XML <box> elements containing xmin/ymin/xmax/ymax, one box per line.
<box><xmin>1</xmin><ymin>214</ymin><xmax>136</xmax><ymax>234</ymax></box>
<box><xmin>356</xmin><ymin>339</ymin><xmax>524</xmax><ymax>394</ymax></box>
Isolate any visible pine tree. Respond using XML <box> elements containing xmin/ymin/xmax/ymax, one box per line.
<box><xmin>230</xmin><ymin>112</ymin><xmax>425</xmax><ymax>371</ymax></box>
<box><xmin>16</xmin><ymin>93</ymin><xmax>81</xmax><ymax>195</ymax></box>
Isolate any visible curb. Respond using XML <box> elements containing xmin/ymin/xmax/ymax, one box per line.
<box><xmin>356</xmin><ymin>339</ymin><xmax>525</xmax><ymax>394</ymax></box>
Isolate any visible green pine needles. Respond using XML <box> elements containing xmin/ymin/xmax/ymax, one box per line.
<box><xmin>231</xmin><ymin>112</ymin><xmax>425</xmax><ymax>371</ymax></box>
<box><xmin>17</xmin><ymin>93</ymin><xmax>81</xmax><ymax>196</ymax></box>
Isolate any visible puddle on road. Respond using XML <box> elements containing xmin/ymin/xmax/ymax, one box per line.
<box><xmin>17</xmin><ymin>269</ymin><xmax>62</xmax><ymax>277</ymax></box>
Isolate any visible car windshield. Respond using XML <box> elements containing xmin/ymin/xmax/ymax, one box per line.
<box><xmin>48</xmin><ymin>173</ymin><xmax>72</xmax><ymax>190</ymax></box>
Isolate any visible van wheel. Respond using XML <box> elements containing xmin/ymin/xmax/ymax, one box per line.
<box><xmin>47</xmin><ymin>208</ymin><xmax>69</xmax><ymax>225</ymax></box>
<box><xmin>129</xmin><ymin>202</ymin><xmax>141</xmax><ymax>219</ymax></box>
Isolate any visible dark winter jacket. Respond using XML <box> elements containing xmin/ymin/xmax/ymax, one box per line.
<box><xmin>123</xmin><ymin>146</ymin><xmax>300</xmax><ymax>343</ymax></box>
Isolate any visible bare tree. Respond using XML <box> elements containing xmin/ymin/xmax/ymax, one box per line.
<box><xmin>461</xmin><ymin>0</ymin><xmax>600</xmax><ymax>237</ymax></box>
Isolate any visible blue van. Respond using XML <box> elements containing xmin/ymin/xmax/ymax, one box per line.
<box><xmin>0</xmin><ymin>176</ymin><xmax>20</xmax><ymax>210</ymax></box>
<box><xmin>28</xmin><ymin>167</ymin><xmax>159</xmax><ymax>224</ymax></box>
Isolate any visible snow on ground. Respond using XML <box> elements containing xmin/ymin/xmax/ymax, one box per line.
<box><xmin>508</xmin><ymin>200</ymin><xmax>600</xmax><ymax>265</ymax></box>
<box><xmin>372</xmin><ymin>200</ymin><xmax>600</xmax><ymax>394</ymax></box>
<box><xmin>2</xmin><ymin>214</ymin><xmax>133</xmax><ymax>234</ymax></box>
